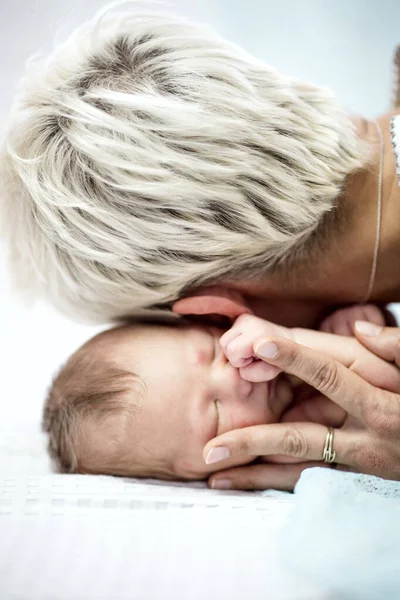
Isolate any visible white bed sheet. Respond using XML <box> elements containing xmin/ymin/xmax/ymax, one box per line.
<box><xmin>0</xmin><ymin>429</ymin><xmax>327</xmax><ymax>600</ymax></box>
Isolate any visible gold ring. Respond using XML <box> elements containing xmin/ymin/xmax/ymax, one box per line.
<box><xmin>322</xmin><ymin>427</ymin><xmax>336</xmax><ymax>464</ymax></box>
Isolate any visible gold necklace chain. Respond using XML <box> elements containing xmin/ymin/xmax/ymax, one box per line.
<box><xmin>361</xmin><ymin>120</ymin><xmax>384</xmax><ymax>304</ymax></box>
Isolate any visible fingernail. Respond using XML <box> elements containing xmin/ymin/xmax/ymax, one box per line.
<box><xmin>255</xmin><ymin>341</ymin><xmax>279</xmax><ymax>359</ymax></box>
<box><xmin>355</xmin><ymin>321</ymin><xmax>382</xmax><ymax>337</ymax></box>
<box><xmin>211</xmin><ymin>479</ymin><xmax>232</xmax><ymax>490</ymax></box>
<box><xmin>205</xmin><ymin>446</ymin><xmax>230</xmax><ymax>464</ymax></box>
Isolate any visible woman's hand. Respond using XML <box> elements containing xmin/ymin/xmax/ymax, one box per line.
<box><xmin>204</xmin><ymin>327</ymin><xmax>400</xmax><ymax>491</ymax></box>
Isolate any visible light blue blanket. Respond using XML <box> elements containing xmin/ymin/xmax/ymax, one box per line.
<box><xmin>277</xmin><ymin>468</ymin><xmax>400</xmax><ymax>599</ymax></box>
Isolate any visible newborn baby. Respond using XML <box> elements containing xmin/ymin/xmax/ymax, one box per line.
<box><xmin>43</xmin><ymin>305</ymin><xmax>385</xmax><ymax>481</ymax></box>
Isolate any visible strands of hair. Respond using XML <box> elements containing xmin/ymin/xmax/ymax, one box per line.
<box><xmin>0</xmin><ymin>1</ymin><xmax>368</xmax><ymax>323</ymax></box>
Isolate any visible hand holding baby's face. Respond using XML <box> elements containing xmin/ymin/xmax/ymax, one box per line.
<box><xmin>215</xmin><ymin>306</ymin><xmax>400</xmax><ymax>451</ymax></box>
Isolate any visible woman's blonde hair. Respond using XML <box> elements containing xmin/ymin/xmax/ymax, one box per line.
<box><xmin>0</xmin><ymin>2</ymin><xmax>367</xmax><ymax>323</ymax></box>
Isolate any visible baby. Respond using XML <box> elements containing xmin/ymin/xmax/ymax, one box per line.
<box><xmin>43</xmin><ymin>304</ymin><xmax>389</xmax><ymax>481</ymax></box>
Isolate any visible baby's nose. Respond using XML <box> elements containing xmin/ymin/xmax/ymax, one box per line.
<box><xmin>220</xmin><ymin>363</ymin><xmax>253</xmax><ymax>400</ymax></box>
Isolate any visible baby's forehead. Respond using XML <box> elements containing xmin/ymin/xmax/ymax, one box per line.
<box><xmin>82</xmin><ymin>324</ymin><xmax>153</xmax><ymax>360</ymax></box>
<box><xmin>94</xmin><ymin>321</ymin><xmax>187</xmax><ymax>342</ymax></box>
<box><xmin>89</xmin><ymin>322</ymin><xmax>215</xmax><ymax>362</ymax></box>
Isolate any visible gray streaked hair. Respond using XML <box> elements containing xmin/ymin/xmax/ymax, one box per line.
<box><xmin>0</xmin><ymin>1</ymin><xmax>369</xmax><ymax>323</ymax></box>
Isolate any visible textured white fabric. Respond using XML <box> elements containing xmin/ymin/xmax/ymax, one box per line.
<box><xmin>0</xmin><ymin>429</ymin><xmax>326</xmax><ymax>600</ymax></box>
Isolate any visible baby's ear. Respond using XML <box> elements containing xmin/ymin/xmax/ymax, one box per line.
<box><xmin>172</xmin><ymin>286</ymin><xmax>252</xmax><ymax>321</ymax></box>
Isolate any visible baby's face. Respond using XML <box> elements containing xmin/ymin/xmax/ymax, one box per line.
<box><xmin>107</xmin><ymin>323</ymin><xmax>277</xmax><ymax>479</ymax></box>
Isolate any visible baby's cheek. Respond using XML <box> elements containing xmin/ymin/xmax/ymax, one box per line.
<box><xmin>266</xmin><ymin>378</ymin><xmax>294</xmax><ymax>422</ymax></box>
<box><xmin>194</xmin><ymin>350</ymin><xmax>209</xmax><ymax>365</ymax></box>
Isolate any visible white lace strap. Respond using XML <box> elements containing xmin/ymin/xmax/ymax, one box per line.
<box><xmin>390</xmin><ymin>115</ymin><xmax>400</xmax><ymax>186</ymax></box>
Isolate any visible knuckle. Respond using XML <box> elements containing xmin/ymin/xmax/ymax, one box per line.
<box><xmin>361</xmin><ymin>401</ymin><xmax>378</xmax><ymax>430</ymax></box>
<box><xmin>232</xmin><ymin>464</ymin><xmax>276</xmax><ymax>490</ymax></box>
<box><xmin>227</xmin><ymin>354</ymin><xmax>239</xmax><ymax>368</ymax></box>
<box><xmin>364</xmin><ymin>393</ymin><xmax>400</xmax><ymax>438</ymax></box>
<box><xmin>236</xmin><ymin>433</ymin><xmax>251</xmax><ymax>456</ymax></box>
<box><xmin>226</xmin><ymin>347</ymin><xmax>242</xmax><ymax>368</ymax></box>
<box><xmin>234</xmin><ymin>473</ymin><xmax>258</xmax><ymax>490</ymax></box>
<box><xmin>278</xmin><ymin>343</ymin><xmax>300</xmax><ymax>370</ymax></box>
<box><xmin>282</xmin><ymin>427</ymin><xmax>309</xmax><ymax>458</ymax></box>
<box><xmin>219</xmin><ymin>337</ymin><xmax>228</xmax><ymax>351</ymax></box>
<box><xmin>236</xmin><ymin>314</ymin><xmax>253</xmax><ymax>328</ymax></box>
<box><xmin>349</xmin><ymin>436</ymin><xmax>393</xmax><ymax>475</ymax></box>
<box><xmin>312</xmin><ymin>361</ymin><xmax>341</xmax><ymax>396</ymax></box>
<box><xmin>366</xmin><ymin>411</ymin><xmax>389</xmax><ymax>437</ymax></box>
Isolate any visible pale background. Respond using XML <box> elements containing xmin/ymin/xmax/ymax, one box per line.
<box><xmin>1</xmin><ymin>0</ymin><xmax>399</xmax><ymax>433</ymax></box>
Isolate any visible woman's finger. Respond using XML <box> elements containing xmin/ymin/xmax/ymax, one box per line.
<box><xmin>292</xmin><ymin>327</ymin><xmax>400</xmax><ymax>392</ymax></box>
<box><xmin>253</xmin><ymin>335</ymin><xmax>380</xmax><ymax>422</ymax></box>
<box><xmin>204</xmin><ymin>422</ymin><xmax>352</xmax><ymax>465</ymax></box>
<box><xmin>355</xmin><ymin>322</ymin><xmax>400</xmax><ymax>366</ymax></box>
<box><xmin>208</xmin><ymin>461</ymin><xmax>330</xmax><ymax>491</ymax></box>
